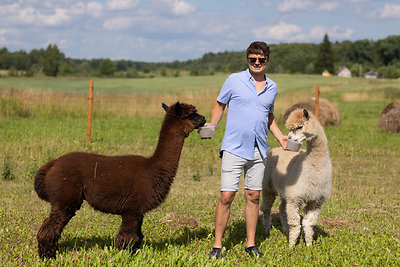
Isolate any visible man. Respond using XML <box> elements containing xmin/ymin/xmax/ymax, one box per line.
<box><xmin>206</xmin><ymin>41</ymin><xmax>287</xmax><ymax>259</ymax></box>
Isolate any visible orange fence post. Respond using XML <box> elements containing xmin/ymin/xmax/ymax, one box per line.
<box><xmin>87</xmin><ymin>80</ymin><xmax>94</xmax><ymax>142</ymax></box>
<box><xmin>315</xmin><ymin>85</ymin><xmax>320</xmax><ymax>119</ymax></box>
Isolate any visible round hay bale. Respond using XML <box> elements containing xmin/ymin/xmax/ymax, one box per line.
<box><xmin>380</xmin><ymin>99</ymin><xmax>400</xmax><ymax>116</ymax></box>
<box><xmin>282</xmin><ymin>98</ymin><xmax>340</xmax><ymax>126</ymax></box>
<box><xmin>378</xmin><ymin>101</ymin><xmax>400</xmax><ymax>133</ymax></box>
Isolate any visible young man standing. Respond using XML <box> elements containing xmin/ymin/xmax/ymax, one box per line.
<box><xmin>207</xmin><ymin>41</ymin><xmax>287</xmax><ymax>259</ymax></box>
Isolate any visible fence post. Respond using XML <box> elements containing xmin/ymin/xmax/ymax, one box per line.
<box><xmin>315</xmin><ymin>85</ymin><xmax>320</xmax><ymax>120</ymax></box>
<box><xmin>87</xmin><ymin>80</ymin><xmax>94</xmax><ymax>142</ymax></box>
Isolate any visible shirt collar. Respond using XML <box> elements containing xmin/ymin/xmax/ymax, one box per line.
<box><xmin>246</xmin><ymin>68</ymin><xmax>268</xmax><ymax>87</ymax></box>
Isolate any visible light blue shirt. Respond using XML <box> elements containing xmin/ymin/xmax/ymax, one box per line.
<box><xmin>217</xmin><ymin>69</ymin><xmax>278</xmax><ymax>160</ymax></box>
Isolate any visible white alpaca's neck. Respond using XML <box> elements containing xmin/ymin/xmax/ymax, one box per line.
<box><xmin>306</xmin><ymin>127</ymin><xmax>329</xmax><ymax>159</ymax></box>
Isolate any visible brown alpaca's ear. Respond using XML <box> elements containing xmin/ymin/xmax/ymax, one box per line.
<box><xmin>303</xmin><ymin>109</ymin><xmax>309</xmax><ymax>120</ymax></box>
<box><xmin>162</xmin><ymin>103</ymin><xmax>169</xmax><ymax>112</ymax></box>
<box><xmin>174</xmin><ymin>102</ymin><xmax>183</xmax><ymax>116</ymax></box>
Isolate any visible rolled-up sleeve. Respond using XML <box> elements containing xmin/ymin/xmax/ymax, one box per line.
<box><xmin>217</xmin><ymin>76</ymin><xmax>232</xmax><ymax>105</ymax></box>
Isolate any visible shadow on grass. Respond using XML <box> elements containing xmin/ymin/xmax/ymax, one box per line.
<box><xmin>57</xmin><ymin>212</ymin><xmax>330</xmax><ymax>255</ymax></box>
<box><xmin>58</xmin><ymin>226</ymin><xmax>213</xmax><ymax>255</ymax></box>
<box><xmin>222</xmin><ymin>213</ymin><xmax>330</xmax><ymax>250</ymax></box>
<box><xmin>59</xmin><ymin>235</ymin><xmax>114</xmax><ymax>254</ymax></box>
<box><xmin>258</xmin><ymin>213</ymin><xmax>329</xmax><ymax>245</ymax></box>
<box><xmin>145</xmin><ymin>226</ymin><xmax>212</xmax><ymax>251</ymax></box>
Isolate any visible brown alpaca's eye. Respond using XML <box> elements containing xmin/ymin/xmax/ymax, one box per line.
<box><xmin>185</xmin><ymin>113</ymin><xmax>197</xmax><ymax>120</ymax></box>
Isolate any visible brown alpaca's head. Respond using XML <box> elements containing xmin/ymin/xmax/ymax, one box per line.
<box><xmin>162</xmin><ymin>102</ymin><xmax>206</xmax><ymax>134</ymax></box>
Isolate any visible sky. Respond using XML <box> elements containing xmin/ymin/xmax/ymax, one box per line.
<box><xmin>1</xmin><ymin>0</ymin><xmax>400</xmax><ymax>62</ymax></box>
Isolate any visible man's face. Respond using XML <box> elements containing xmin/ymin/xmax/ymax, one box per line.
<box><xmin>247</xmin><ymin>53</ymin><xmax>268</xmax><ymax>75</ymax></box>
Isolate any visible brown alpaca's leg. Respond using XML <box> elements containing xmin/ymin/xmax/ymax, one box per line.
<box><xmin>115</xmin><ymin>214</ymin><xmax>143</xmax><ymax>250</ymax></box>
<box><xmin>37</xmin><ymin>204</ymin><xmax>78</xmax><ymax>259</ymax></box>
<box><xmin>137</xmin><ymin>216</ymin><xmax>144</xmax><ymax>240</ymax></box>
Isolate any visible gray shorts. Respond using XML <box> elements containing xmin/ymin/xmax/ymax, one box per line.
<box><xmin>220</xmin><ymin>147</ymin><xmax>266</xmax><ymax>191</ymax></box>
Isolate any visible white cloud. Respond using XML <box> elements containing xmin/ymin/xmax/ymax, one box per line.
<box><xmin>37</xmin><ymin>8</ymin><xmax>71</xmax><ymax>26</ymax></box>
<box><xmin>277</xmin><ymin>0</ymin><xmax>313</xmax><ymax>12</ymax></box>
<box><xmin>87</xmin><ymin>2</ymin><xmax>103</xmax><ymax>18</ymax></box>
<box><xmin>368</xmin><ymin>4</ymin><xmax>400</xmax><ymax>19</ymax></box>
<box><xmin>348</xmin><ymin>0</ymin><xmax>369</xmax><ymax>3</ymax></box>
<box><xmin>200</xmin><ymin>23</ymin><xmax>231</xmax><ymax>35</ymax></box>
<box><xmin>2</xmin><ymin>2</ymin><xmax>103</xmax><ymax>27</ymax></box>
<box><xmin>69</xmin><ymin>2</ymin><xmax>86</xmax><ymax>16</ymax></box>
<box><xmin>310</xmin><ymin>26</ymin><xmax>327</xmax><ymax>39</ymax></box>
<box><xmin>103</xmin><ymin>17</ymin><xmax>135</xmax><ymax>31</ymax></box>
<box><xmin>0</xmin><ymin>3</ymin><xmax>19</xmax><ymax>16</ymax></box>
<box><xmin>318</xmin><ymin>2</ymin><xmax>339</xmax><ymax>11</ymax></box>
<box><xmin>0</xmin><ymin>29</ymin><xmax>17</xmax><ymax>36</ymax></box>
<box><xmin>17</xmin><ymin>7</ymin><xmax>41</xmax><ymax>25</ymax></box>
<box><xmin>106</xmin><ymin>0</ymin><xmax>140</xmax><ymax>10</ymax></box>
<box><xmin>171</xmin><ymin>0</ymin><xmax>196</xmax><ymax>15</ymax></box>
<box><xmin>310</xmin><ymin>25</ymin><xmax>355</xmax><ymax>40</ymax></box>
<box><xmin>155</xmin><ymin>0</ymin><xmax>196</xmax><ymax>16</ymax></box>
<box><xmin>253</xmin><ymin>22</ymin><xmax>303</xmax><ymax>41</ymax></box>
<box><xmin>261</xmin><ymin>1</ymin><xmax>272</xmax><ymax>7</ymax></box>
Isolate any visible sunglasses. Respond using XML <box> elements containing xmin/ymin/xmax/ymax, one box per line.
<box><xmin>248</xmin><ymin>57</ymin><xmax>267</xmax><ymax>64</ymax></box>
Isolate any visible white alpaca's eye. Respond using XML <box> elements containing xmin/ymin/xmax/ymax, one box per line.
<box><xmin>295</xmin><ymin>126</ymin><xmax>303</xmax><ymax>130</ymax></box>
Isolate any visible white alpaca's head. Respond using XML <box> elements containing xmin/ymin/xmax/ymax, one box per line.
<box><xmin>285</xmin><ymin>108</ymin><xmax>323</xmax><ymax>143</ymax></box>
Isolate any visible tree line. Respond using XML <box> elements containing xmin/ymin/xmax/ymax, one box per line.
<box><xmin>0</xmin><ymin>35</ymin><xmax>399</xmax><ymax>78</ymax></box>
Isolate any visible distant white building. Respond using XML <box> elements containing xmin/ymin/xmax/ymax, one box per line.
<box><xmin>364</xmin><ymin>71</ymin><xmax>378</xmax><ymax>79</ymax></box>
<box><xmin>337</xmin><ymin>66</ymin><xmax>352</xmax><ymax>78</ymax></box>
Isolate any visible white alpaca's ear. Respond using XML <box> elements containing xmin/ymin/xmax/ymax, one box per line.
<box><xmin>303</xmin><ymin>109</ymin><xmax>309</xmax><ymax>120</ymax></box>
<box><xmin>162</xmin><ymin>103</ymin><xmax>169</xmax><ymax>112</ymax></box>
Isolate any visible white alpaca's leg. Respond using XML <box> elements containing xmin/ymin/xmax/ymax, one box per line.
<box><xmin>279</xmin><ymin>198</ymin><xmax>289</xmax><ymax>234</ymax></box>
<box><xmin>260</xmin><ymin>190</ymin><xmax>276</xmax><ymax>236</ymax></box>
<box><xmin>302</xmin><ymin>201</ymin><xmax>322</xmax><ymax>246</ymax></box>
<box><xmin>286</xmin><ymin>199</ymin><xmax>302</xmax><ymax>248</ymax></box>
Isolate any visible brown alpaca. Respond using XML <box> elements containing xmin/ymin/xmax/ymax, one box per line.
<box><xmin>34</xmin><ymin>102</ymin><xmax>205</xmax><ymax>259</ymax></box>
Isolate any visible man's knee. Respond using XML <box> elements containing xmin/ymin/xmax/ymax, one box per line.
<box><xmin>219</xmin><ymin>191</ymin><xmax>236</xmax><ymax>206</ymax></box>
<box><xmin>245</xmin><ymin>190</ymin><xmax>260</xmax><ymax>204</ymax></box>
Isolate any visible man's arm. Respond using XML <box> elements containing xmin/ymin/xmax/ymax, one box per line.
<box><xmin>268</xmin><ymin>113</ymin><xmax>287</xmax><ymax>149</ymax></box>
<box><xmin>205</xmin><ymin>101</ymin><xmax>226</xmax><ymax>128</ymax></box>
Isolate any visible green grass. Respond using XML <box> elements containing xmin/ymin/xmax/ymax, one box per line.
<box><xmin>0</xmin><ymin>75</ymin><xmax>227</xmax><ymax>94</ymax></box>
<box><xmin>0</xmin><ymin>75</ymin><xmax>400</xmax><ymax>266</ymax></box>
<box><xmin>0</xmin><ymin>74</ymin><xmax>366</xmax><ymax>94</ymax></box>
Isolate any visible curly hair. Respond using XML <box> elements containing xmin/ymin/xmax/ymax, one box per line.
<box><xmin>246</xmin><ymin>41</ymin><xmax>270</xmax><ymax>61</ymax></box>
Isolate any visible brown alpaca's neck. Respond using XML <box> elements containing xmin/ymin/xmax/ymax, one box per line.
<box><xmin>145</xmin><ymin>115</ymin><xmax>187</xmax><ymax>211</ymax></box>
<box><xmin>151</xmin><ymin>116</ymin><xmax>186</xmax><ymax>164</ymax></box>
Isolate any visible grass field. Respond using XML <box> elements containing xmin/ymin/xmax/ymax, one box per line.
<box><xmin>1</xmin><ymin>75</ymin><xmax>400</xmax><ymax>266</ymax></box>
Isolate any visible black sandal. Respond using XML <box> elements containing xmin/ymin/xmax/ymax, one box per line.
<box><xmin>245</xmin><ymin>246</ymin><xmax>264</xmax><ymax>257</ymax></box>
<box><xmin>209</xmin><ymin>247</ymin><xmax>222</xmax><ymax>259</ymax></box>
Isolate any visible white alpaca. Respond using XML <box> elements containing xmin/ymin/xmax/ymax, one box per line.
<box><xmin>260</xmin><ymin>108</ymin><xmax>332</xmax><ymax>247</ymax></box>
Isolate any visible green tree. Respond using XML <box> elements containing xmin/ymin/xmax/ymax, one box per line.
<box><xmin>98</xmin><ymin>58</ymin><xmax>115</xmax><ymax>77</ymax></box>
<box><xmin>314</xmin><ymin>34</ymin><xmax>335</xmax><ymax>74</ymax></box>
<box><xmin>376</xmin><ymin>35</ymin><xmax>400</xmax><ymax>65</ymax></box>
<box><xmin>115</xmin><ymin>60</ymin><xmax>128</xmax><ymax>71</ymax></box>
<box><xmin>42</xmin><ymin>44</ymin><xmax>64</xmax><ymax>76</ymax></box>
<box><xmin>59</xmin><ymin>62</ymin><xmax>75</xmax><ymax>76</ymax></box>
<box><xmin>8</xmin><ymin>66</ymin><xmax>18</xmax><ymax>77</ymax></box>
